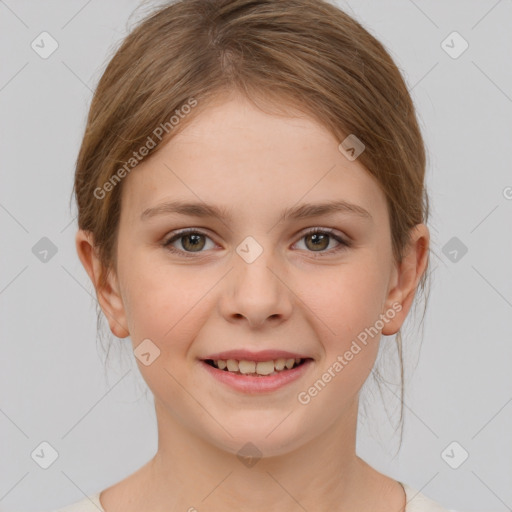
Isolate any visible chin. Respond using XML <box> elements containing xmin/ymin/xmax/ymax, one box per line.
<box><xmin>201</xmin><ymin>415</ymin><xmax>311</xmax><ymax>460</ymax></box>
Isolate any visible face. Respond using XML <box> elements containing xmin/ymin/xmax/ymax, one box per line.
<box><xmin>79</xmin><ymin>92</ymin><xmax>427</xmax><ymax>458</ymax></box>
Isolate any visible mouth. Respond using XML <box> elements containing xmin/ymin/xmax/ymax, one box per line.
<box><xmin>202</xmin><ymin>357</ymin><xmax>311</xmax><ymax>377</ymax></box>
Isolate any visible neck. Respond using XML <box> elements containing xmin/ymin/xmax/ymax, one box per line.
<box><xmin>138</xmin><ymin>396</ymin><xmax>381</xmax><ymax>512</ymax></box>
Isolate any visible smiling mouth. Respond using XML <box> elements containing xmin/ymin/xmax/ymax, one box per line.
<box><xmin>203</xmin><ymin>357</ymin><xmax>311</xmax><ymax>377</ymax></box>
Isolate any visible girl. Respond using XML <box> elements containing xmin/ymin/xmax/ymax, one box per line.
<box><xmin>56</xmin><ymin>0</ymin><xmax>456</xmax><ymax>510</ymax></box>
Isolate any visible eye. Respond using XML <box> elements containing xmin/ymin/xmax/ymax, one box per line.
<box><xmin>162</xmin><ymin>227</ymin><xmax>350</xmax><ymax>258</ymax></box>
<box><xmin>163</xmin><ymin>229</ymin><xmax>216</xmax><ymax>257</ymax></box>
<box><xmin>293</xmin><ymin>227</ymin><xmax>350</xmax><ymax>256</ymax></box>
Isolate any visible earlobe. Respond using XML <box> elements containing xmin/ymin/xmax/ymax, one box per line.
<box><xmin>75</xmin><ymin>229</ymin><xmax>130</xmax><ymax>339</ymax></box>
<box><xmin>381</xmin><ymin>224</ymin><xmax>430</xmax><ymax>336</ymax></box>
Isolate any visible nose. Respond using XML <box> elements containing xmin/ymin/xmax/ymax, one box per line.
<box><xmin>218</xmin><ymin>247</ymin><xmax>293</xmax><ymax>329</ymax></box>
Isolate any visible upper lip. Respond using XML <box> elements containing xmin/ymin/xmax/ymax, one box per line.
<box><xmin>201</xmin><ymin>350</ymin><xmax>312</xmax><ymax>362</ymax></box>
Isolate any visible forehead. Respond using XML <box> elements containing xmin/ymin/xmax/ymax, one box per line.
<box><xmin>119</xmin><ymin>94</ymin><xmax>388</xmax><ymax>227</ymax></box>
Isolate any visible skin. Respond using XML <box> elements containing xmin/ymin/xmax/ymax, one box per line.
<box><xmin>76</xmin><ymin>90</ymin><xmax>429</xmax><ymax>512</ymax></box>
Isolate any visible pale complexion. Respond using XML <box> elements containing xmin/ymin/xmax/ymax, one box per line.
<box><xmin>76</xmin><ymin>91</ymin><xmax>429</xmax><ymax>512</ymax></box>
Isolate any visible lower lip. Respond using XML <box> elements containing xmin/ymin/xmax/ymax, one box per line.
<box><xmin>199</xmin><ymin>359</ymin><xmax>314</xmax><ymax>393</ymax></box>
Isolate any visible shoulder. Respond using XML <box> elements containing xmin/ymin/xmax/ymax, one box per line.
<box><xmin>47</xmin><ymin>493</ymin><xmax>104</xmax><ymax>512</ymax></box>
<box><xmin>402</xmin><ymin>483</ymin><xmax>459</xmax><ymax>512</ymax></box>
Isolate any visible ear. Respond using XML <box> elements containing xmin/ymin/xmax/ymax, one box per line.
<box><xmin>75</xmin><ymin>229</ymin><xmax>130</xmax><ymax>338</ymax></box>
<box><xmin>381</xmin><ymin>224</ymin><xmax>430</xmax><ymax>336</ymax></box>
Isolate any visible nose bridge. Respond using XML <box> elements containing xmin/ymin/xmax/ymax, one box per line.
<box><xmin>220</xmin><ymin>234</ymin><xmax>293</xmax><ymax>326</ymax></box>
<box><xmin>234</xmin><ymin>233</ymin><xmax>281</xmax><ymax>295</ymax></box>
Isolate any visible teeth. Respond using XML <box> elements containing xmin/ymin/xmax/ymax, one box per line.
<box><xmin>238</xmin><ymin>360</ymin><xmax>256</xmax><ymax>374</ymax></box>
<box><xmin>256</xmin><ymin>360</ymin><xmax>275</xmax><ymax>375</ymax></box>
<box><xmin>275</xmin><ymin>358</ymin><xmax>286</xmax><ymax>371</ymax></box>
<box><xmin>210</xmin><ymin>357</ymin><xmax>305</xmax><ymax>375</ymax></box>
<box><xmin>226</xmin><ymin>359</ymin><xmax>239</xmax><ymax>372</ymax></box>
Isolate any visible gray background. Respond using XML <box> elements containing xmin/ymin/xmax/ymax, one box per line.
<box><xmin>1</xmin><ymin>0</ymin><xmax>511</xmax><ymax>511</ymax></box>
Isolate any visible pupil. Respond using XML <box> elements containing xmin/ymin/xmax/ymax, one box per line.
<box><xmin>184</xmin><ymin>234</ymin><xmax>204</xmax><ymax>251</ymax></box>
<box><xmin>309</xmin><ymin>233</ymin><xmax>327</xmax><ymax>250</ymax></box>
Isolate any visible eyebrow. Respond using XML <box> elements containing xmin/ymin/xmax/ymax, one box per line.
<box><xmin>140</xmin><ymin>199</ymin><xmax>373</xmax><ymax>223</ymax></box>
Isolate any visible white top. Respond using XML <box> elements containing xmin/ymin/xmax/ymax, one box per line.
<box><xmin>50</xmin><ymin>482</ymin><xmax>458</xmax><ymax>511</ymax></box>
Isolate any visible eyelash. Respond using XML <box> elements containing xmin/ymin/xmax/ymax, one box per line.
<box><xmin>162</xmin><ymin>227</ymin><xmax>351</xmax><ymax>258</ymax></box>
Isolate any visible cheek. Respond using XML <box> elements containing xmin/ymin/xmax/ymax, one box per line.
<box><xmin>121</xmin><ymin>257</ymin><xmax>210</xmax><ymax>350</ymax></box>
<box><xmin>293</xmin><ymin>262</ymin><xmax>387</xmax><ymax>418</ymax></box>
<box><xmin>302</xmin><ymin>257</ymin><xmax>388</xmax><ymax>343</ymax></box>
<box><xmin>121</xmin><ymin>266</ymin><xmax>205</xmax><ymax>401</ymax></box>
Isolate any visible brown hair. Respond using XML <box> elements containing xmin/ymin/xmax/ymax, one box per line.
<box><xmin>73</xmin><ymin>0</ymin><xmax>431</xmax><ymax>450</ymax></box>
